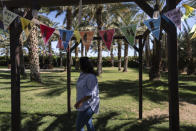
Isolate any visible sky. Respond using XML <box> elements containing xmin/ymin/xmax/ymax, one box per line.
<box><xmin>45</xmin><ymin>1</ymin><xmax>195</xmax><ymax>57</ymax></box>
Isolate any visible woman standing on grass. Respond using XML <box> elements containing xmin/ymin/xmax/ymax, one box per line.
<box><xmin>74</xmin><ymin>57</ymin><xmax>100</xmax><ymax>131</ymax></box>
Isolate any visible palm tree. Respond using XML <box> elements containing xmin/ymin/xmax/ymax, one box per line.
<box><xmin>110</xmin><ymin>41</ymin><xmax>115</xmax><ymax>67</ymax></box>
<box><xmin>149</xmin><ymin>38</ymin><xmax>162</xmax><ymax>80</ymax></box>
<box><xmin>27</xmin><ymin>24</ymin><xmax>41</xmax><ymax>82</ymax></box>
<box><xmin>148</xmin><ymin>0</ymin><xmax>165</xmax><ymax>80</ymax></box>
<box><xmin>179</xmin><ymin>20</ymin><xmax>195</xmax><ymax>74</ymax></box>
<box><xmin>123</xmin><ymin>41</ymin><xmax>129</xmax><ymax>72</ymax></box>
<box><xmin>117</xmin><ymin>39</ymin><xmax>122</xmax><ymax>71</ymax></box>
<box><xmin>96</xmin><ymin>5</ymin><xmax>103</xmax><ymax>75</ymax></box>
<box><xmin>108</xmin><ymin>3</ymin><xmax>140</xmax><ymax>71</ymax></box>
<box><xmin>145</xmin><ymin>35</ymin><xmax>151</xmax><ymax>68</ymax></box>
<box><xmin>186</xmin><ymin>0</ymin><xmax>196</xmax><ymax>8</ymax></box>
<box><xmin>19</xmin><ymin>34</ymin><xmax>26</xmax><ymax>76</ymax></box>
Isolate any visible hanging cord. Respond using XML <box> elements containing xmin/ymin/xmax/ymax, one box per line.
<box><xmin>78</xmin><ymin>0</ymin><xmax>82</xmax><ymax>26</ymax></box>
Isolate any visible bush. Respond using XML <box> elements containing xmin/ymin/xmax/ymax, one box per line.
<box><xmin>0</xmin><ymin>55</ymin><xmax>139</xmax><ymax>68</ymax></box>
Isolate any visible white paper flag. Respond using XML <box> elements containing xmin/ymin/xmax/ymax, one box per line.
<box><xmin>3</xmin><ymin>8</ymin><xmax>18</xmax><ymax>30</ymax></box>
<box><xmin>190</xmin><ymin>24</ymin><xmax>196</xmax><ymax>34</ymax></box>
<box><xmin>164</xmin><ymin>8</ymin><xmax>181</xmax><ymax>30</ymax></box>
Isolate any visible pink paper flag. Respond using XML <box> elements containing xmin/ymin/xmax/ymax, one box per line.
<box><xmin>56</xmin><ymin>38</ymin><xmax>64</xmax><ymax>50</ymax></box>
<box><xmin>164</xmin><ymin>8</ymin><xmax>181</xmax><ymax>30</ymax></box>
<box><xmin>80</xmin><ymin>31</ymin><xmax>94</xmax><ymax>52</ymax></box>
<box><xmin>99</xmin><ymin>29</ymin><xmax>115</xmax><ymax>50</ymax></box>
<box><xmin>40</xmin><ymin>24</ymin><xmax>55</xmax><ymax>45</ymax></box>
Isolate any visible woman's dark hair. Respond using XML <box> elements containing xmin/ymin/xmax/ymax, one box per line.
<box><xmin>79</xmin><ymin>57</ymin><xmax>97</xmax><ymax>76</ymax></box>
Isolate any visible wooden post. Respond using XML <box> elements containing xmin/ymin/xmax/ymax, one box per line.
<box><xmin>10</xmin><ymin>17</ymin><xmax>21</xmax><ymax>131</ymax></box>
<box><xmin>138</xmin><ymin>36</ymin><xmax>143</xmax><ymax>119</ymax></box>
<box><xmin>67</xmin><ymin>45</ymin><xmax>71</xmax><ymax>116</ymax></box>
<box><xmin>166</xmin><ymin>0</ymin><xmax>179</xmax><ymax>130</ymax></box>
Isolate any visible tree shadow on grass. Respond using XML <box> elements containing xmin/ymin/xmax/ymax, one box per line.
<box><xmin>0</xmin><ymin>111</ymin><xmax>196</xmax><ymax>131</ymax></box>
<box><xmin>0</xmin><ymin>111</ymin><xmax>77</xmax><ymax>131</ymax></box>
<box><xmin>0</xmin><ymin>112</ymin><xmax>11</xmax><ymax>131</ymax></box>
<box><xmin>111</xmin><ymin>115</ymin><xmax>168</xmax><ymax>131</ymax></box>
<box><xmin>99</xmin><ymin>79</ymin><xmax>196</xmax><ymax>105</ymax></box>
<box><xmin>99</xmin><ymin>80</ymin><xmax>168</xmax><ymax>104</ymax></box>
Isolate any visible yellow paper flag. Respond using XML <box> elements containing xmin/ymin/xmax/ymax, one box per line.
<box><xmin>20</xmin><ymin>17</ymin><xmax>33</xmax><ymax>38</ymax></box>
<box><xmin>191</xmin><ymin>31</ymin><xmax>196</xmax><ymax>40</ymax></box>
<box><xmin>182</xmin><ymin>4</ymin><xmax>195</xmax><ymax>20</ymax></box>
<box><xmin>74</xmin><ymin>30</ymin><xmax>81</xmax><ymax>43</ymax></box>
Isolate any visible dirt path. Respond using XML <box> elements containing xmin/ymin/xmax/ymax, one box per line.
<box><xmin>143</xmin><ymin>102</ymin><xmax>196</xmax><ymax>124</ymax></box>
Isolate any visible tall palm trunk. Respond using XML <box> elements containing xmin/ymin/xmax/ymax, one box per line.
<box><xmin>186</xmin><ymin>34</ymin><xmax>194</xmax><ymax>75</ymax></box>
<box><xmin>162</xmin><ymin>33</ymin><xmax>167</xmax><ymax>71</ymax></box>
<box><xmin>5</xmin><ymin>46</ymin><xmax>10</xmax><ymax>67</ymax></box>
<box><xmin>28</xmin><ymin>25</ymin><xmax>41</xmax><ymax>82</ymax></box>
<box><xmin>48</xmin><ymin>41</ymin><xmax>53</xmax><ymax>68</ymax></box>
<box><xmin>134</xmin><ymin>39</ymin><xmax>138</xmax><ymax>57</ymax></box>
<box><xmin>149</xmin><ymin>39</ymin><xmax>161</xmax><ymax>80</ymax></box>
<box><xmin>85</xmin><ymin>48</ymin><xmax>87</xmax><ymax>56</ymax></box>
<box><xmin>145</xmin><ymin>35</ymin><xmax>150</xmax><ymax>68</ymax></box>
<box><xmin>19</xmin><ymin>35</ymin><xmax>26</xmax><ymax>76</ymax></box>
<box><xmin>96</xmin><ymin>6</ymin><xmax>103</xmax><ymax>75</ymax></box>
<box><xmin>110</xmin><ymin>41</ymin><xmax>114</xmax><ymax>67</ymax></box>
<box><xmin>117</xmin><ymin>39</ymin><xmax>122</xmax><ymax>71</ymax></box>
<box><xmin>123</xmin><ymin>41</ymin><xmax>128</xmax><ymax>72</ymax></box>
<box><xmin>75</xmin><ymin>46</ymin><xmax>79</xmax><ymax>70</ymax></box>
<box><xmin>81</xmin><ymin>42</ymin><xmax>84</xmax><ymax>57</ymax></box>
<box><xmin>59</xmin><ymin>49</ymin><xmax>63</xmax><ymax>67</ymax></box>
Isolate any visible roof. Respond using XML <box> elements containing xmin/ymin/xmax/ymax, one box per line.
<box><xmin>2</xmin><ymin>0</ymin><xmax>151</xmax><ymax>8</ymax></box>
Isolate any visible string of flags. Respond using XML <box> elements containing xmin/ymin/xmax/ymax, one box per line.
<box><xmin>0</xmin><ymin>4</ymin><xmax>196</xmax><ymax>53</ymax></box>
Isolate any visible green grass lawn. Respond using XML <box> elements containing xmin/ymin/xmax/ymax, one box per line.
<box><xmin>0</xmin><ymin>67</ymin><xmax>196</xmax><ymax>131</ymax></box>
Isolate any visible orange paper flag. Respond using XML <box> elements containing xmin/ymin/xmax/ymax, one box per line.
<box><xmin>80</xmin><ymin>31</ymin><xmax>94</xmax><ymax>52</ymax></box>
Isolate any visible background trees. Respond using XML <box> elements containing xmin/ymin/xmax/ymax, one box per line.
<box><xmin>0</xmin><ymin>1</ymin><xmax>195</xmax><ymax>77</ymax></box>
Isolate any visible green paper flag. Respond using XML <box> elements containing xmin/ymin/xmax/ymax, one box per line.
<box><xmin>120</xmin><ymin>25</ymin><xmax>137</xmax><ymax>46</ymax></box>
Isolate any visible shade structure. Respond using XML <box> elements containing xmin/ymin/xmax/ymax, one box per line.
<box><xmin>3</xmin><ymin>0</ymin><xmax>152</xmax><ymax>7</ymax></box>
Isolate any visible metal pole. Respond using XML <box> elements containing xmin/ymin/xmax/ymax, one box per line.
<box><xmin>166</xmin><ymin>0</ymin><xmax>179</xmax><ymax>130</ymax></box>
<box><xmin>138</xmin><ymin>36</ymin><xmax>143</xmax><ymax>119</ymax></box>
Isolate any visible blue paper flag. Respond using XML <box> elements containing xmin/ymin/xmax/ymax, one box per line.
<box><xmin>59</xmin><ymin>29</ymin><xmax>74</xmax><ymax>50</ymax></box>
<box><xmin>144</xmin><ymin>17</ymin><xmax>161</xmax><ymax>40</ymax></box>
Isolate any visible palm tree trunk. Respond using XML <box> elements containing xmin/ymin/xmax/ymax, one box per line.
<box><xmin>96</xmin><ymin>6</ymin><xmax>103</xmax><ymax>75</ymax></box>
<box><xmin>6</xmin><ymin>46</ymin><xmax>10</xmax><ymax>68</ymax></box>
<box><xmin>19</xmin><ymin>36</ymin><xmax>26</xmax><ymax>77</ymax></box>
<box><xmin>85</xmin><ymin>48</ymin><xmax>87</xmax><ymax>57</ymax></box>
<box><xmin>117</xmin><ymin>39</ymin><xmax>122</xmax><ymax>71</ymax></box>
<box><xmin>48</xmin><ymin>41</ymin><xmax>53</xmax><ymax>69</ymax></box>
<box><xmin>134</xmin><ymin>39</ymin><xmax>138</xmax><ymax>57</ymax></box>
<box><xmin>81</xmin><ymin>42</ymin><xmax>84</xmax><ymax>57</ymax></box>
<box><xmin>186</xmin><ymin>35</ymin><xmax>194</xmax><ymax>75</ymax></box>
<box><xmin>149</xmin><ymin>39</ymin><xmax>161</xmax><ymax>80</ymax></box>
<box><xmin>123</xmin><ymin>41</ymin><xmax>128</xmax><ymax>72</ymax></box>
<box><xmin>145</xmin><ymin>35</ymin><xmax>150</xmax><ymax>68</ymax></box>
<box><xmin>162</xmin><ymin>33</ymin><xmax>167</xmax><ymax>71</ymax></box>
<box><xmin>110</xmin><ymin>41</ymin><xmax>114</xmax><ymax>67</ymax></box>
<box><xmin>59</xmin><ymin>49</ymin><xmax>63</xmax><ymax>67</ymax></box>
<box><xmin>28</xmin><ymin>25</ymin><xmax>41</xmax><ymax>82</ymax></box>
<box><xmin>75</xmin><ymin>46</ymin><xmax>79</xmax><ymax>70</ymax></box>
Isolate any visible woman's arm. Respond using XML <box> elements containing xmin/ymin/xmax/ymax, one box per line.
<box><xmin>74</xmin><ymin>95</ymin><xmax>92</xmax><ymax>109</ymax></box>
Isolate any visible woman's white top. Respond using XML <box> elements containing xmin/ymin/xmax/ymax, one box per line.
<box><xmin>76</xmin><ymin>72</ymin><xmax>100</xmax><ymax>113</ymax></box>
